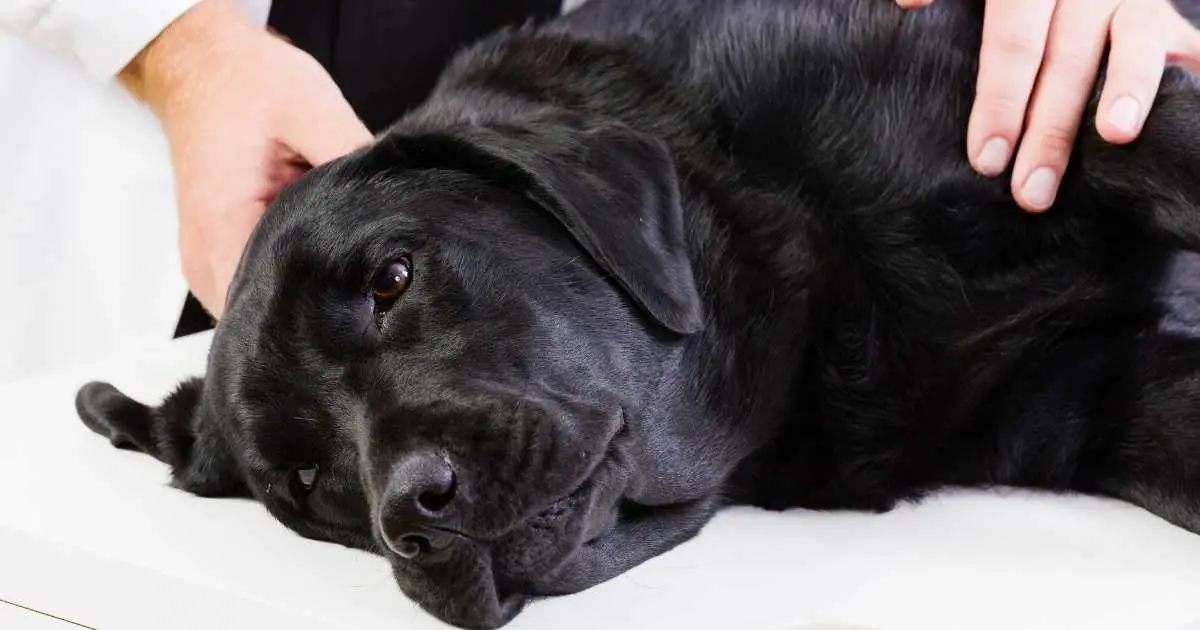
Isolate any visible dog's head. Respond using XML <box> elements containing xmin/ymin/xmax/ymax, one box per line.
<box><xmin>76</xmin><ymin>116</ymin><xmax>734</xmax><ymax>629</ymax></box>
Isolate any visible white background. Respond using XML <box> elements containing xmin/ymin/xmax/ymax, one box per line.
<box><xmin>0</xmin><ymin>32</ymin><xmax>186</xmax><ymax>385</ymax></box>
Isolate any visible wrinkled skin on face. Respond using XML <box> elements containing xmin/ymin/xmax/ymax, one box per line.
<box><xmin>75</xmin><ymin>116</ymin><xmax>734</xmax><ymax>629</ymax></box>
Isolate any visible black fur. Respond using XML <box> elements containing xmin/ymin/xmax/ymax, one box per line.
<box><xmin>76</xmin><ymin>1</ymin><xmax>1200</xmax><ymax>628</ymax></box>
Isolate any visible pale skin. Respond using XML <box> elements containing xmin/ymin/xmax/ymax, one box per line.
<box><xmin>120</xmin><ymin>0</ymin><xmax>1200</xmax><ymax>319</ymax></box>
<box><xmin>118</xmin><ymin>0</ymin><xmax>372</xmax><ymax>319</ymax></box>
<box><xmin>897</xmin><ymin>0</ymin><xmax>1200</xmax><ymax>212</ymax></box>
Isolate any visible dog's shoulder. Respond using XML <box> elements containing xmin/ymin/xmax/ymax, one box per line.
<box><xmin>682</xmin><ymin>1</ymin><xmax>985</xmax><ymax>194</ymax></box>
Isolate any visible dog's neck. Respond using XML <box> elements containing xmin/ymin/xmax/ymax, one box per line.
<box><xmin>398</xmin><ymin>29</ymin><xmax>822</xmax><ymax>505</ymax></box>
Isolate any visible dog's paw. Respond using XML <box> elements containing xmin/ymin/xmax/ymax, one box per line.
<box><xmin>75</xmin><ymin>381</ymin><xmax>155</xmax><ymax>452</ymax></box>
<box><xmin>74</xmin><ymin>378</ymin><xmax>242</xmax><ymax>496</ymax></box>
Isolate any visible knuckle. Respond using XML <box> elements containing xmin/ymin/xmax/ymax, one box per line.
<box><xmin>973</xmin><ymin>91</ymin><xmax>1028</xmax><ymax>129</ymax></box>
<box><xmin>1026</xmin><ymin>125</ymin><xmax>1077</xmax><ymax>160</ymax></box>
<box><xmin>992</xmin><ymin>30</ymin><xmax>1046</xmax><ymax>62</ymax></box>
<box><xmin>1113</xmin><ymin>36</ymin><xmax>1163</xmax><ymax>66</ymax></box>
<box><xmin>1111</xmin><ymin>0</ymin><xmax>1139</xmax><ymax>23</ymax></box>
<box><xmin>1142</xmin><ymin>0</ymin><xmax>1171</xmax><ymax>23</ymax></box>
<box><xmin>1046</xmin><ymin>49</ymin><xmax>1096</xmax><ymax>76</ymax></box>
<box><xmin>1115</xmin><ymin>0</ymin><xmax>1162</xmax><ymax>32</ymax></box>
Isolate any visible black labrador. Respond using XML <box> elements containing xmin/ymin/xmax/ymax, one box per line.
<box><xmin>76</xmin><ymin>0</ymin><xmax>1200</xmax><ymax>628</ymax></box>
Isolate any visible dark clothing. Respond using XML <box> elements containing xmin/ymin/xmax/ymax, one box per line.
<box><xmin>267</xmin><ymin>0</ymin><xmax>563</xmax><ymax>133</ymax></box>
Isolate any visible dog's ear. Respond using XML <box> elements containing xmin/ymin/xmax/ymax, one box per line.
<box><xmin>75</xmin><ymin>380</ymin><xmax>245</xmax><ymax>497</ymax></box>
<box><xmin>387</xmin><ymin>117</ymin><xmax>704</xmax><ymax>335</ymax></box>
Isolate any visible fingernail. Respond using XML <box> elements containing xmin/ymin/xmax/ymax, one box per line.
<box><xmin>976</xmin><ymin>137</ymin><xmax>1011</xmax><ymax>175</ymax></box>
<box><xmin>1021</xmin><ymin>167</ymin><xmax>1059</xmax><ymax>211</ymax></box>
<box><xmin>1108</xmin><ymin>96</ymin><xmax>1142</xmax><ymax>135</ymax></box>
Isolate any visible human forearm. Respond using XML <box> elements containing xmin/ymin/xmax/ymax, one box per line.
<box><xmin>117</xmin><ymin>0</ymin><xmax>259</xmax><ymax>116</ymax></box>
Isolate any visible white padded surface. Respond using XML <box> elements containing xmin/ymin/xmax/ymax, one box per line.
<box><xmin>0</xmin><ymin>332</ymin><xmax>1199</xmax><ymax>630</ymax></box>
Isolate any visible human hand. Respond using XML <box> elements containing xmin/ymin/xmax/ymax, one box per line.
<box><xmin>896</xmin><ymin>0</ymin><xmax>1200</xmax><ymax>212</ymax></box>
<box><xmin>119</xmin><ymin>0</ymin><xmax>373</xmax><ymax>318</ymax></box>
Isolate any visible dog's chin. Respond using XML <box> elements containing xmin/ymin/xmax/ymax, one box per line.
<box><xmin>391</xmin><ymin>547</ymin><xmax>527</xmax><ymax>630</ymax></box>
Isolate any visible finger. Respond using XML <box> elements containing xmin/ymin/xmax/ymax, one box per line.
<box><xmin>206</xmin><ymin>201</ymin><xmax>268</xmax><ymax>319</ymax></box>
<box><xmin>896</xmin><ymin>0</ymin><xmax>935</xmax><ymax>8</ymax></box>
<box><xmin>286</xmin><ymin>71</ymin><xmax>374</xmax><ymax>166</ymax></box>
<box><xmin>968</xmin><ymin>0</ymin><xmax>1057</xmax><ymax>177</ymax></box>
<box><xmin>1167</xmin><ymin>5</ymin><xmax>1200</xmax><ymax>74</ymax></box>
<box><xmin>1096</xmin><ymin>1</ymin><xmax>1167</xmax><ymax>144</ymax></box>
<box><xmin>260</xmin><ymin>159</ymin><xmax>309</xmax><ymax>205</ymax></box>
<box><xmin>1010</xmin><ymin>0</ymin><xmax>1117</xmax><ymax>212</ymax></box>
<box><xmin>195</xmin><ymin>278</ymin><xmax>224</xmax><ymax>320</ymax></box>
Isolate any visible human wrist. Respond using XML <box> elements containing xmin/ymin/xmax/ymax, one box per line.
<box><xmin>117</xmin><ymin>0</ymin><xmax>260</xmax><ymax>118</ymax></box>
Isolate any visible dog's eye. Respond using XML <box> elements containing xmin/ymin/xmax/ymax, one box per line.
<box><xmin>291</xmin><ymin>464</ymin><xmax>320</xmax><ymax>497</ymax></box>
<box><xmin>372</xmin><ymin>258</ymin><xmax>412</xmax><ymax>305</ymax></box>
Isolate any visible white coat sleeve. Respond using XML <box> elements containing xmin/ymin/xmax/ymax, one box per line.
<box><xmin>0</xmin><ymin>0</ymin><xmax>272</xmax><ymax>80</ymax></box>
<box><xmin>0</xmin><ymin>0</ymin><xmax>200</xmax><ymax>79</ymax></box>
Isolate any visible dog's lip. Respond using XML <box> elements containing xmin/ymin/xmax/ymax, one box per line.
<box><xmin>404</xmin><ymin>522</ymin><xmax>476</xmax><ymax>542</ymax></box>
<box><xmin>378</xmin><ymin>408</ymin><xmax>626</xmax><ymax>557</ymax></box>
<box><xmin>506</xmin><ymin>412</ymin><xmax>629</xmax><ymax>591</ymax></box>
<box><xmin>526</xmin><ymin>408</ymin><xmax>627</xmax><ymax>524</ymax></box>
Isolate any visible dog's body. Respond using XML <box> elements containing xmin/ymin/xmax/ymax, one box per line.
<box><xmin>78</xmin><ymin>1</ymin><xmax>1200</xmax><ymax>628</ymax></box>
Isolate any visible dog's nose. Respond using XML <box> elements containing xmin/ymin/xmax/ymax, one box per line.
<box><xmin>379</xmin><ymin>450</ymin><xmax>459</xmax><ymax>559</ymax></box>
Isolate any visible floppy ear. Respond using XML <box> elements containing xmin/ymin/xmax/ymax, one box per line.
<box><xmin>386</xmin><ymin>117</ymin><xmax>704</xmax><ymax>335</ymax></box>
<box><xmin>75</xmin><ymin>380</ymin><xmax>246</xmax><ymax>497</ymax></box>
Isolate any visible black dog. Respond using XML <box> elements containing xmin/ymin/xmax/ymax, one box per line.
<box><xmin>76</xmin><ymin>0</ymin><xmax>1200</xmax><ymax>628</ymax></box>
